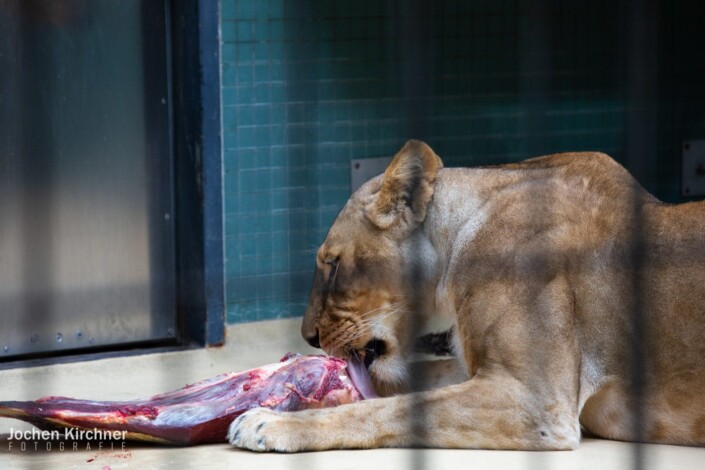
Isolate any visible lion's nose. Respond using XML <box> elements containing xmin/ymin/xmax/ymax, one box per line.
<box><xmin>305</xmin><ymin>330</ymin><xmax>321</xmax><ymax>349</ymax></box>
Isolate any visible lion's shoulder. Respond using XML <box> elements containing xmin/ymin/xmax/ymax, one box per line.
<box><xmin>494</xmin><ymin>151</ymin><xmax>624</xmax><ymax>178</ymax></box>
<box><xmin>477</xmin><ymin>152</ymin><xmax>657</xmax><ymax>205</ymax></box>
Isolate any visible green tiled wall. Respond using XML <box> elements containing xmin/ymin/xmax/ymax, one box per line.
<box><xmin>221</xmin><ymin>0</ymin><xmax>705</xmax><ymax>323</ymax></box>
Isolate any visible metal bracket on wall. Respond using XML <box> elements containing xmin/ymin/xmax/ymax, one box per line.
<box><xmin>350</xmin><ymin>156</ymin><xmax>392</xmax><ymax>193</ymax></box>
<box><xmin>682</xmin><ymin>140</ymin><xmax>705</xmax><ymax>198</ymax></box>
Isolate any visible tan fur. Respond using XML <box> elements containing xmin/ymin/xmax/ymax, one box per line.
<box><xmin>229</xmin><ymin>140</ymin><xmax>705</xmax><ymax>451</ymax></box>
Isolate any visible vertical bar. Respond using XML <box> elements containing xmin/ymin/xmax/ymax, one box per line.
<box><xmin>142</xmin><ymin>0</ymin><xmax>179</xmax><ymax>346</ymax></box>
<box><xmin>624</xmin><ymin>0</ymin><xmax>658</xmax><ymax>468</ymax></box>
<box><xmin>397</xmin><ymin>1</ymin><xmax>433</xmax><ymax>468</ymax></box>
<box><xmin>518</xmin><ymin>2</ymin><xmax>552</xmax><ymax>469</ymax></box>
<box><xmin>17</xmin><ymin>0</ymin><xmax>57</xmax><ymax>357</ymax></box>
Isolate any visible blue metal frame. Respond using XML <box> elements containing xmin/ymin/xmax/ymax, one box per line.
<box><xmin>171</xmin><ymin>0</ymin><xmax>224</xmax><ymax>346</ymax></box>
<box><xmin>199</xmin><ymin>0</ymin><xmax>225</xmax><ymax>345</ymax></box>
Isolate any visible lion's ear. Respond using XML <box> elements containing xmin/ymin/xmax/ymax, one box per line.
<box><xmin>366</xmin><ymin>140</ymin><xmax>444</xmax><ymax>230</ymax></box>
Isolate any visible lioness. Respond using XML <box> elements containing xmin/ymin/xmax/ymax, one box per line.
<box><xmin>229</xmin><ymin>140</ymin><xmax>705</xmax><ymax>451</ymax></box>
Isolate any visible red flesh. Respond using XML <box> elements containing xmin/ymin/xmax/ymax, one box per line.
<box><xmin>0</xmin><ymin>353</ymin><xmax>362</xmax><ymax>445</ymax></box>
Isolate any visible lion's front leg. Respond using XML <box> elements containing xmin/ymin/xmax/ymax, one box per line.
<box><xmin>228</xmin><ymin>397</ymin><xmax>416</xmax><ymax>452</ymax></box>
<box><xmin>228</xmin><ymin>375</ymin><xmax>580</xmax><ymax>452</ymax></box>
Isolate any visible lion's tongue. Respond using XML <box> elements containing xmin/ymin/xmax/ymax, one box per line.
<box><xmin>346</xmin><ymin>356</ymin><xmax>379</xmax><ymax>399</ymax></box>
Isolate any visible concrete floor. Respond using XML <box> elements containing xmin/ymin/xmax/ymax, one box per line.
<box><xmin>1</xmin><ymin>317</ymin><xmax>703</xmax><ymax>470</ymax></box>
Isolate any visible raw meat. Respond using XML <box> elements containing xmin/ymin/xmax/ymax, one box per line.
<box><xmin>0</xmin><ymin>353</ymin><xmax>363</xmax><ymax>445</ymax></box>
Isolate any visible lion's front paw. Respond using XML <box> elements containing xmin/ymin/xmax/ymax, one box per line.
<box><xmin>228</xmin><ymin>408</ymin><xmax>302</xmax><ymax>452</ymax></box>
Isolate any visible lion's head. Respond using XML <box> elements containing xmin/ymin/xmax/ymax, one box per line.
<box><xmin>301</xmin><ymin>140</ymin><xmax>444</xmax><ymax>395</ymax></box>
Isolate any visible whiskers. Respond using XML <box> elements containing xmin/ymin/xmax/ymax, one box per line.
<box><xmin>331</xmin><ymin>300</ymin><xmax>408</xmax><ymax>351</ymax></box>
<box><xmin>359</xmin><ymin>299</ymin><xmax>407</xmax><ymax>319</ymax></box>
<box><xmin>304</xmin><ymin>245</ymin><xmax>321</xmax><ymax>255</ymax></box>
